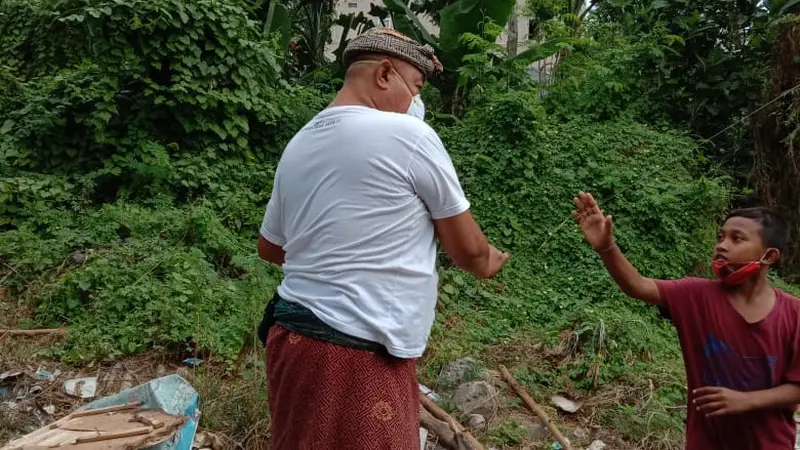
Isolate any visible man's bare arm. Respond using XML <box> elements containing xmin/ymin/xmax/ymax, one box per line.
<box><xmin>434</xmin><ymin>210</ymin><xmax>508</xmax><ymax>279</ymax></box>
<box><xmin>258</xmin><ymin>235</ymin><xmax>285</xmax><ymax>266</ymax></box>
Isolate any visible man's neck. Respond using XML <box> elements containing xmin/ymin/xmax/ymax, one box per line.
<box><xmin>328</xmin><ymin>84</ymin><xmax>378</xmax><ymax>110</ymax></box>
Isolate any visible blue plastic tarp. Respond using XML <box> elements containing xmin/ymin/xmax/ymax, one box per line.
<box><xmin>79</xmin><ymin>374</ymin><xmax>200</xmax><ymax>450</ymax></box>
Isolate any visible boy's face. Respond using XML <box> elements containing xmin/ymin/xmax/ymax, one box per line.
<box><xmin>713</xmin><ymin>216</ymin><xmax>775</xmax><ymax>265</ymax></box>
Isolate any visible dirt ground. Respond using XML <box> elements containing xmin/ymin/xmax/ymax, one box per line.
<box><xmin>0</xmin><ymin>331</ymin><xmax>651</xmax><ymax>450</ymax></box>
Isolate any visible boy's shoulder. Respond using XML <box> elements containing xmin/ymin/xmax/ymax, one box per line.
<box><xmin>777</xmin><ymin>288</ymin><xmax>800</xmax><ymax>312</ymax></box>
<box><xmin>777</xmin><ymin>287</ymin><xmax>800</xmax><ymax>300</ymax></box>
<box><xmin>656</xmin><ymin>277</ymin><xmax>722</xmax><ymax>321</ymax></box>
<box><xmin>656</xmin><ymin>276</ymin><xmax>719</xmax><ymax>298</ymax></box>
<box><xmin>676</xmin><ymin>276</ymin><xmax>717</xmax><ymax>286</ymax></box>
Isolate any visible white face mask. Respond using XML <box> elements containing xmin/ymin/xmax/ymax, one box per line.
<box><xmin>407</xmin><ymin>94</ymin><xmax>425</xmax><ymax>121</ymax></box>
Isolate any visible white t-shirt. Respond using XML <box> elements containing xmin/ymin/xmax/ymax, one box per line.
<box><xmin>260</xmin><ymin>105</ymin><xmax>470</xmax><ymax>358</ymax></box>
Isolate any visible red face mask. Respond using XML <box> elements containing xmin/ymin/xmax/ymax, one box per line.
<box><xmin>711</xmin><ymin>251</ymin><xmax>772</xmax><ymax>286</ymax></box>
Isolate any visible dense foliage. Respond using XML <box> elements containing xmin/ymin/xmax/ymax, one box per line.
<box><xmin>2</xmin><ymin>0</ymin><xmax>799</xmax><ymax>447</ymax></box>
<box><xmin>0</xmin><ymin>0</ymin><xmax>328</xmax><ymax>360</ymax></box>
<box><xmin>0</xmin><ymin>0</ymin><xmax>324</xmax><ymax>211</ymax></box>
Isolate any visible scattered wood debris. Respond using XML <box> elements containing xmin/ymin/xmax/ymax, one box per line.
<box><xmin>0</xmin><ymin>329</ymin><xmax>68</xmax><ymax>337</ymax></box>
<box><xmin>419</xmin><ymin>392</ymin><xmax>484</xmax><ymax>450</ymax></box>
<box><xmin>1</xmin><ymin>401</ymin><xmax>186</xmax><ymax>450</ymax></box>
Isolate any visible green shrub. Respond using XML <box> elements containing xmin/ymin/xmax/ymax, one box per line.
<box><xmin>434</xmin><ymin>90</ymin><xmax>729</xmax><ymax>352</ymax></box>
<box><xmin>0</xmin><ymin>202</ymin><xmax>280</xmax><ymax>362</ymax></box>
<box><xmin>0</xmin><ymin>0</ymin><xmax>326</xmax><ymax>210</ymax></box>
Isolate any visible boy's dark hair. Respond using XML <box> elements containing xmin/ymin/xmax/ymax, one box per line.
<box><xmin>725</xmin><ymin>207</ymin><xmax>791</xmax><ymax>255</ymax></box>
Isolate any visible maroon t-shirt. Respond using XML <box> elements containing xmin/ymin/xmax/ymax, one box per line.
<box><xmin>656</xmin><ymin>278</ymin><xmax>800</xmax><ymax>450</ymax></box>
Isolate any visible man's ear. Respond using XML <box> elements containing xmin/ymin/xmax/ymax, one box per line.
<box><xmin>375</xmin><ymin>60</ymin><xmax>393</xmax><ymax>91</ymax></box>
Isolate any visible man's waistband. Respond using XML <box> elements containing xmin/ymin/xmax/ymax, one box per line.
<box><xmin>257</xmin><ymin>293</ymin><xmax>386</xmax><ymax>354</ymax></box>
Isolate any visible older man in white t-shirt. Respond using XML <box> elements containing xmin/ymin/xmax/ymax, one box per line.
<box><xmin>257</xmin><ymin>28</ymin><xmax>509</xmax><ymax>450</ymax></box>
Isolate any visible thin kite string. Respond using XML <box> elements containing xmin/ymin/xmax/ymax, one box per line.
<box><xmin>536</xmin><ymin>80</ymin><xmax>800</xmax><ymax>251</ymax></box>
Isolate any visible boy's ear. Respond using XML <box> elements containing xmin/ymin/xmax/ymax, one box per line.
<box><xmin>763</xmin><ymin>248</ymin><xmax>781</xmax><ymax>266</ymax></box>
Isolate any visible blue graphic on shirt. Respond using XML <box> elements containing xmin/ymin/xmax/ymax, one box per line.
<box><xmin>701</xmin><ymin>334</ymin><xmax>777</xmax><ymax>391</ymax></box>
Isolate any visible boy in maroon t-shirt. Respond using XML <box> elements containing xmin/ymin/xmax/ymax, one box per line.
<box><xmin>572</xmin><ymin>192</ymin><xmax>800</xmax><ymax>450</ymax></box>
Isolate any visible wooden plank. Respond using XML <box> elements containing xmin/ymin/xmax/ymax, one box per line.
<box><xmin>134</xmin><ymin>413</ymin><xmax>164</xmax><ymax>429</ymax></box>
<box><xmin>70</xmin><ymin>401</ymin><xmax>143</xmax><ymax>418</ymax></box>
<box><xmin>74</xmin><ymin>427</ymin><xmax>152</xmax><ymax>444</ymax></box>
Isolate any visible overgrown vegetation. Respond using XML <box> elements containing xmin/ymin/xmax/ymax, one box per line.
<box><xmin>1</xmin><ymin>0</ymin><xmax>799</xmax><ymax>448</ymax></box>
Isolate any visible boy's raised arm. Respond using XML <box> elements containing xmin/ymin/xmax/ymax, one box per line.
<box><xmin>573</xmin><ymin>192</ymin><xmax>663</xmax><ymax>306</ymax></box>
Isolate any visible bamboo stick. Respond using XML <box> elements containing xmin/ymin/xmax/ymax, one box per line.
<box><xmin>420</xmin><ymin>406</ymin><xmax>458</xmax><ymax>450</ymax></box>
<box><xmin>499</xmin><ymin>365</ymin><xmax>572</xmax><ymax>450</ymax></box>
<box><xmin>418</xmin><ymin>393</ymin><xmax>484</xmax><ymax>450</ymax></box>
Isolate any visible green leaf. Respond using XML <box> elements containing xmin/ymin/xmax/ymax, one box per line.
<box><xmin>0</xmin><ymin>119</ymin><xmax>14</xmax><ymax>135</ymax></box>
<box><xmin>63</xmin><ymin>13</ymin><xmax>85</xmax><ymax>23</ymax></box>
<box><xmin>664</xmin><ymin>34</ymin><xmax>686</xmax><ymax>46</ymax></box>
<box><xmin>650</xmin><ymin>0</ymin><xmax>668</xmax><ymax>9</ymax></box>
<box><xmin>509</xmin><ymin>37</ymin><xmax>573</xmax><ymax>65</ymax></box>
<box><xmin>209</xmin><ymin>124</ymin><xmax>227</xmax><ymax>139</ymax></box>
<box><xmin>235</xmin><ymin>116</ymin><xmax>250</xmax><ymax>133</ymax></box>
<box><xmin>778</xmin><ymin>0</ymin><xmax>800</xmax><ymax>15</ymax></box>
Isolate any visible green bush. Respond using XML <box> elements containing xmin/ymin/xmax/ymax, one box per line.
<box><xmin>543</xmin><ymin>23</ymin><xmax>679</xmax><ymax>122</ymax></box>
<box><xmin>432</xmin><ymin>90</ymin><xmax>729</xmax><ymax>356</ymax></box>
<box><xmin>0</xmin><ymin>0</ymin><xmax>331</xmax><ymax>362</ymax></box>
<box><xmin>0</xmin><ymin>0</ymin><xmax>326</xmax><ymax>210</ymax></box>
<box><xmin>1</xmin><ymin>201</ymin><xmax>281</xmax><ymax>362</ymax></box>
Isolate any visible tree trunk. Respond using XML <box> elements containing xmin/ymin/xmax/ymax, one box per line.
<box><xmin>507</xmin><ymin>15</ymin><xmax>518</xmax><ymax>58</ymax></box>
<box><xmin>751</xmin><ymin>14</ymin><xmax>800</xmax><ymax>281</ymax></box>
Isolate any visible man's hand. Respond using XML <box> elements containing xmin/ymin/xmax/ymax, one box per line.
<box><xmin>485</xmin><ymin>245</ymin><xmax>510</xmax><ymax>278</ymax></box>
<box><xmin>693</xmin><ymin>386</ymin><xmax>755</xmax><ymax>417</ymax></box>
<box><xmin>572</xmin><ymin>192</ymin><xmax>614</xmax><ymax>252</ymax></box>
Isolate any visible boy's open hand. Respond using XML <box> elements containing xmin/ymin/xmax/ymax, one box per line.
<box><xmin>693</xmin><ymin>386</ymin><xmax>754</xmax><ymax>417</ymax></box>
<box><xmin>572</xmin><ymin>192</ymin><xmax>614</xmax><ymax>252</ymax></box>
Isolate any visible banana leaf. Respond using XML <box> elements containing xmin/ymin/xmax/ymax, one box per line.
<box><xmin>383</xmin><ymin>0</ymin><xmax>438</xmax><ymax>48</ymax></box>
<box><xmin>270</xmin><ymin>2</ymin><xmax>292</xmax><ymax>55</ymax></box>
<box><xmin>508</xmin><ymin>37</ymin><xmax>573</xmax><ymax>65</ymax></box>
<box><xmin>777</xmin><ymin>0</ymin><xmax>800</xmax><ymax>15</ymax></box>
<box><xmin>438</xmin><ymin>0</ymin><xmax>516</xmax><ymax>54</ymax></box>
<box><xmin>333</xmin><ymin>12</ymin><xmax>375</xmax><ymax>66</ymax></box>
